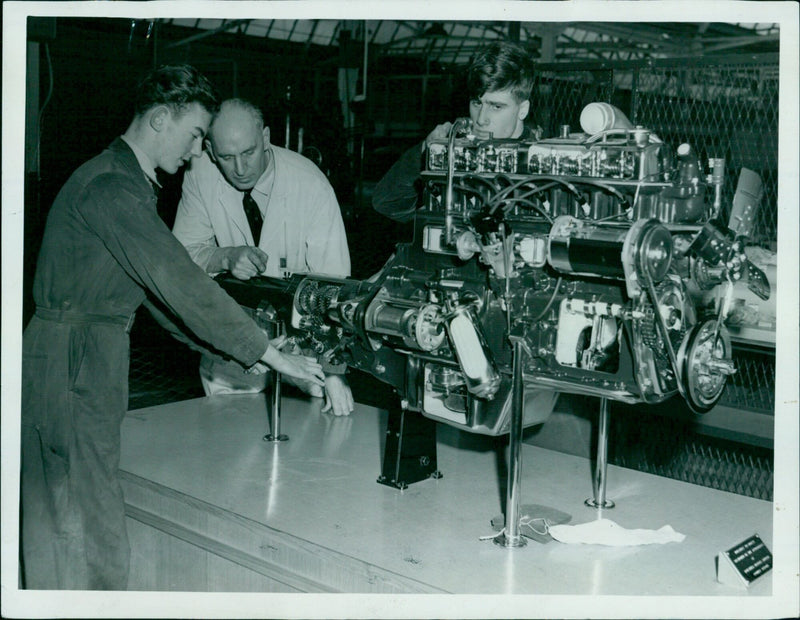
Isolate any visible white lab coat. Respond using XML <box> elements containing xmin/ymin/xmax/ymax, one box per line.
<box><xmin>174</xmin><ymin>146</ymin><xmax>350</xmax><ymax>278</ymax></box>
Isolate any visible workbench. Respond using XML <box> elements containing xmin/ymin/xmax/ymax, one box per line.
<box><xmin>116</xmin><ymin>392</ymin><xmax>777</xmax><ymax>608</ymax></box>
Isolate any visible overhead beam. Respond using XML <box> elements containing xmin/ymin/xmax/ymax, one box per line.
<box><xmin>539</xmin><ymin>24</ymin><xmax>563</xmax><ymax>63</ymax></box>
<box><xmin>164</xmin><ymin>19</ymin><xmax>252</xmax><ymax>49</ymax></box>
<box><xmin>699</xmin><ymin>33</ymin><xmax>780</xmax><ymax>54</ymax></box>
<box><xmin>158</xmin><ymin>19</ymin><xmax>778</xmax><ymax>66</ymax></box>
<box><xmin>383</xmin><ymin>34</ymin><xmax>503</xmax><ymax>49</ymax></box>
<box><xmin>370</xmin><ymin>21</ymin><xmax>383</xmax><ymax>44</ymax></box>
<box><xmin>573</xmin><ymin>22</ymin><xmax>688</xmax><ymax>52</ymax></box>
<box><xmin>303</xmin><ymin>19</ymin><xmax>320</xmax><ymax>52</ymax></box>
<box><xmin>559</xmin><ymin>32</ymin><xmax>605</xmax><ymax>61</ymax></box>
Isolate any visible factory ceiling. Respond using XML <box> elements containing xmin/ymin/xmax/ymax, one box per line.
<box><xmin>157</xmin><ymin>19</ymin><xmax>780</xmax><ymax>65</ymax></box>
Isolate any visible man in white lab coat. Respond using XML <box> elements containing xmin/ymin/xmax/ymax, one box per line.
<box><xmin>173</xmin><ymin>98</ymin><xmax>353</xmax><ymax>415</ymax></box>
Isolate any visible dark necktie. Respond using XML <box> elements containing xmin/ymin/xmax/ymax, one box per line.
<box><xmin>242</xmin><ymin>190</ymin><xmax>263</xmax><ymax>245</ymax></box>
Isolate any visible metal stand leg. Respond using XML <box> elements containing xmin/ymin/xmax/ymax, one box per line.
<box><xmin>585</xmin><ymin>397</ymin><xmax>614</xmax><ymax>509</ymax></box>
<box><xmin>264</xmin><ymin>321</ymin><xmax>288</xmax><ymax>443</ymax></box>
<box><xmin>494</xmin><ymin>339</ymin><xmax>527</xmax><ymax>548</ymax></box>
<box><xmin>263</xmin><ymin>369</ymin><xmax>288</xmax><ymax>442</ymax></box>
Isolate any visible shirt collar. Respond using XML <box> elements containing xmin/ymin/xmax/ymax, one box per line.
<box><xmin>251</xmin><ymin>145</ymin><xmax>275</xmax><ymax>197</ymax></box>
<box><xmin>120</xmin><ymin>135</ymin><xmax>161</xmax><ymax>187</ymax></box>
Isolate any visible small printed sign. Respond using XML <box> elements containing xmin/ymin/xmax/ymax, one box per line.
<box><xmin>717</xmin><ymin>533</ymin><xmax>773</xmax><ymax>588</ymax></box>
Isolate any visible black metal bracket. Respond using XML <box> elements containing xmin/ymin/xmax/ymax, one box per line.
<box><xmin>377</xmin><ymin>405</ymin><xmax>441</xmax><ymax>490</ymax></box>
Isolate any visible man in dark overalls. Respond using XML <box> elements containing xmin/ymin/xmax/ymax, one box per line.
<box><xmin>20</xmin><ymin>65</ymin><xmax>324</xmax><ymax>590</ymax></box>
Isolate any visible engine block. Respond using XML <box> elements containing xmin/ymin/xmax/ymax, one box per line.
<box><xmin>219</xmin><ymin>103</ymin><xmax>769</xmax><ymax>437</ymax></box>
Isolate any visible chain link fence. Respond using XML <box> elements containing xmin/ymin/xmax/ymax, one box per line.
<box><xmin>608</xmin><ymin>404</ymin><xmax>773</xmax><ymax>501</ymax></box>
<box><xmin>530</xmin><ymin>53</ymin><xmax>779</xmax><ymax>246</ymax></box>
<box><xmin>716</xmin><ymin>346</ymin><xmax>776</xmax><ymax>413</ymax></box>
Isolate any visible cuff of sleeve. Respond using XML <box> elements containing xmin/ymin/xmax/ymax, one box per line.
<box><xmin>322</xmin><ymin>360</ymin><xmax>348</xmax><ymax>375</ymax></box>
<box><xmin>240</xmin><ymin>334</ymin><xmax>270</xmax><ymax>369</ymax></box>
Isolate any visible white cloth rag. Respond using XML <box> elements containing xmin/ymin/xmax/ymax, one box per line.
<box><xmin>548</xmin><ymin>518</ymin><xmax>685</xmax><ymax>546</ymax></box>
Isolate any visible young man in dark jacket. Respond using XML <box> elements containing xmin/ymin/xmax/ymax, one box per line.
<box><xmin>20</xmin><ymin>65</ymin><xmax>324</xmax><ymax>590</ymax></box>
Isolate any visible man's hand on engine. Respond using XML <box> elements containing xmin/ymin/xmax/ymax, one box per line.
<box><xmin>321</xmin><ymin>374</ymin><xmax>354</xmax><ymax>417</ymax></box>
<box><xmin>224</xmin><ymin>246</ymin><xmax>269</xmax><ymax>280</ymax></box>
<box><xmin>245</xmin><ymin>334</ymin><xmax>288</xmax><ymax>376</ymax></box>
<box><xmin>423</xmin><ymin>122</ymin><xmax>453</xmax><ymax>151</ymax></box>
<box><xmin>260</xmin><ymin>344</ymin><xmax>324</xmax><ymax>387</ymax></box>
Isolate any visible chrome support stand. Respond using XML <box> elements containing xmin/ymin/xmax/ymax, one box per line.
<box><xmin>264</xmin><ymin>321</ymin><xmax>288</xmax><ymax>443</ymax></box>
<box><xmin>494</xmin><ymin>338</ymin><xmax>528</xmax><ymax>548</ymax></box>
<box><xmin>585</xmin><ymin>397</ymin><xmax>614</xmax><ymax>509</ymax></box>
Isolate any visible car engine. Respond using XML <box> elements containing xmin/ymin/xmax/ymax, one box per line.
<box><xmin>219</xmin><ymin>102</ymin><xmax>770</xmax><ymax>442</ymax></box>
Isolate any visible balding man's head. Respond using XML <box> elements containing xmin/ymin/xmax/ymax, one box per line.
<box><xmin>206</xmin><ymin>98</ymin><xmax>271</xmax><ymax>191</ymax></box>
<box><xmin>209</xmin><ymin>99</ymin><xmax>264</xmax><ymax>140</ymax></box>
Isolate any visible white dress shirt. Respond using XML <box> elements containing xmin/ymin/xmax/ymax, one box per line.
<box><xmin>173</xmin><ymin>145</ymin><xmax>350</xmax><ymax>278</ymax></box>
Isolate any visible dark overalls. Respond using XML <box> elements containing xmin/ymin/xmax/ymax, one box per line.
<box><xmin>21</xmin><ymin>139</ymin><xmax>267</xmax><ymax>589</ymax></box>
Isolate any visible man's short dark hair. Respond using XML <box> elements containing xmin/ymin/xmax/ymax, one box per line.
<box><xmin>134</xmin><ymin>64</ymin><xmax>220</xmax><ymax>117</ymax></box>
<box><xmin>467</xmin><ymin>40</ymin><xmax>535</xmax><ymax>102</ymax></box>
